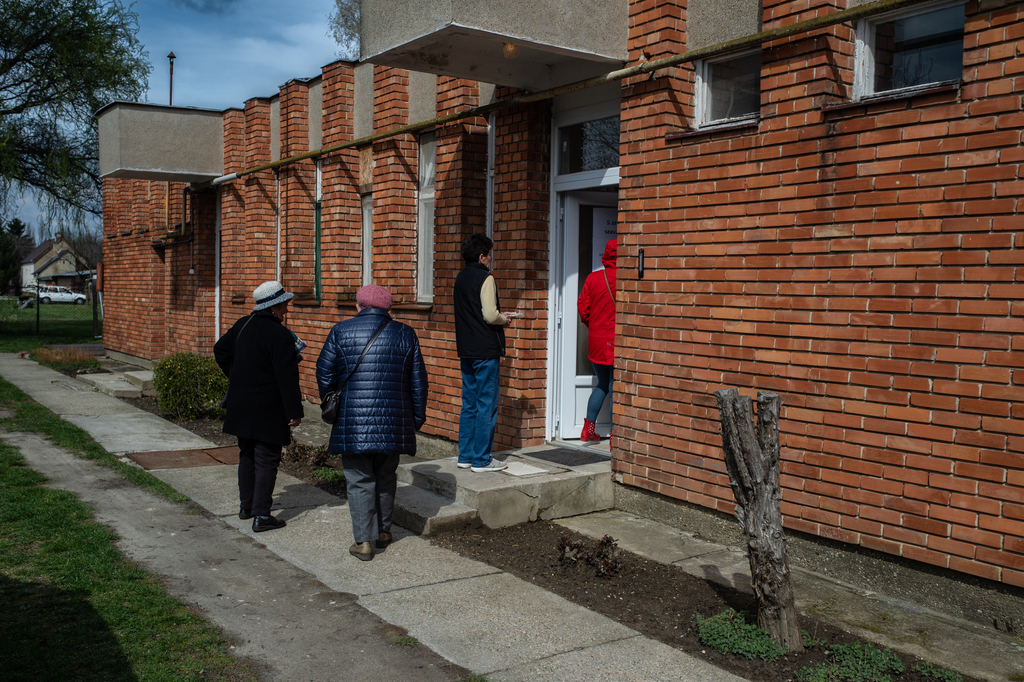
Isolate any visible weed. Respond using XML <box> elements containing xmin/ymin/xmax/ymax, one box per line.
<box><xmin>29</xmin><ymin>347</ymin><xmax>99</xmax><ymax>373</ymax></box>
<box><xmin>283</xmin><ymin>442</ymin><xmax>331</xmax><ymax>467</ymax></box>
<box><xmin>802</xmin><ymin>630</ymin><xmax>826</xmax><ymax>649</ymax></box>
<box><xmin>912</xmin><ymin>661</ymin><xmax>963</xmax><ymax>682</ymax></box>
<box><xmin>556</xmin><ymin>533</ymin><xmax>622</xmax><ymax>577</ymax></box>
<box><xmin>392</xmin><ymin>635</ymin><xmax>419</xmax><ymax>647</ymax></box>
<box><xmin>797</xmin><ymin>641</ymin><xmax>905</xmax><ymax>682</ymax></box>
<box><xmin>311</xmin><ymin>467</ymin><xmax>345</xmax><ymax>483</ymax></box>
<box><xmin>458</xmin><ymin>675</ymin><xmax>489</xmax><ymax>682</ymax></box>
<box><xmin>694</xmin><ymin>609</ymin><xmax>787</xmax><ymax>661</ymax></box>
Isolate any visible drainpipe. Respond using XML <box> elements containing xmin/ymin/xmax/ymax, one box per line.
<box><xmin>210</xmin><ymin>0</ymin><xmax>934</xmax><ymax>186</ymax></box>
<box><xmin>215</xmin><ymin>188</ymin><xmax>221</xmax><ymax>337</ymax></box>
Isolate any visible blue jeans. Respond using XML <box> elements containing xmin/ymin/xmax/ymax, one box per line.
<box><xmin>458</xmin><ymin>358</ymin><xmax>500</xmax><ymax>468</ymax></box>
<box><xmin>342</xmin><ymin>452</ymin><xmax>399</xmax><ymax>544</ymax></box>
<box><xmin>586</xmin><ymin>362</ymin><xmax>614</xmax><ymax>423</ymax></box>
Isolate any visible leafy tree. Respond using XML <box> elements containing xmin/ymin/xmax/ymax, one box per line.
<box><xmin>0</xmin><ymin>0</ymin><xmax>151</xmax><ymax>225</ymax></box>
<box><xmin>327</xmin><ymin>0</ymin><xmax>360</xmax><ymax>60</ymax></box>
<box><xmin>0</xmin><ymin>231</ymin><xmax>21</xmax><ymax>295</ymax></box>
<box><xmin>5</xmin><ymin>217</ymin><xmax>34</xmax><ymax>261</ymax></box>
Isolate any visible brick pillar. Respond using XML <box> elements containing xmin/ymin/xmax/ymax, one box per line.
<box><xmin>491</xmin><ymin>95</ymin><xmax>552</xmax><ymax>448</ymax></box>
<box><xmin>372</xmin><ymin>66</ymin><xmax>417</xmax><ymax>300</ymax></box>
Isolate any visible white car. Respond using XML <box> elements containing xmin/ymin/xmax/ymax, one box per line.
<box><xmin>37</xmin><ymin>285</ymin><xmax>87</xmax><ymax>305</ymax></box>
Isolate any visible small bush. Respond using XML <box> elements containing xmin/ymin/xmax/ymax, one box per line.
<box><xmin>556</xmin><ymin>533</ymin><xmax>622</xmax><ymax>578</ymax></box>
<box><xmin>153</xmin><ymin>353</ymin><xmax>227</xmax><ymax>420</ymax></box>
<box><xmin>30</xmin><ymin>347</ymin><xmax>100</xmax><ymax>373</ymax></box>
<box><xmin>695</xmin><ymin>609</ymin><xmax>787</xmax><ymax>661</ymax></box>
<box><xmin>912</xmin><ymin>661</ymin><xmax>963</xmax><ymax>682</ymax></box>
<box><xmin>797</xmin><ymin>641</ymin><xmax>905</xmax><ymax>682</ymax></box>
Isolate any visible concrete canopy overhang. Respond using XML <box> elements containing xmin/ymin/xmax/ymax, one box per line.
<box><xmin>97</xmin><ymin>101</ymin><xmax>224</xmax><ymax>183</ymax></box>
<box><xmin>361</xmin><ymin>0</ymin><xmax>627</xmax><ymax>91</ymax></box>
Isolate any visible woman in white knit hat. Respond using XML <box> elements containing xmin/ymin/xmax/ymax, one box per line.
<box><xmin>214</xmin><ymin>280</ymin><xmax>304</xmax><ymax>532</ymax></box>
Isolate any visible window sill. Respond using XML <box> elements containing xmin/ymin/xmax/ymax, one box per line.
<box><xmin>822</xmin><ymin>80</ymin><xmax>960</xmax><ymax>113</ymax></box>
<box><xmin>665</xmin><ymin>117</ymin><xmax>759</xmax><ymax>141</ymax></box>
<box><xmin>333</xmin><ymin>299</ymin><xmax>434</xmax><ymax>313</ymax></box>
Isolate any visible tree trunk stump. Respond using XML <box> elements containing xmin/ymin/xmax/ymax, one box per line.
<box><xmin>713</xmin><ymin>387</ymin><xmax>803</xmax><ymax>652</ymax></box>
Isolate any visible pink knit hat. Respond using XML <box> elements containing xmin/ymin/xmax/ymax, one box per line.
<box><xmin>356</xmin><ymin>284</ymin><xmax>393</xmax><ymax>311</ymax></box>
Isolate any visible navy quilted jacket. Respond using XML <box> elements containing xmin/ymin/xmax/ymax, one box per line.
<box><xmin>315</xmin><ymin>308</ymin><xmax>428</xmax><ymax>456</ymax></box>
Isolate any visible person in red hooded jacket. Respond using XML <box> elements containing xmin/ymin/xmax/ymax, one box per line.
<box><xmin>577</xmin><ymin>238</ymin><xmax>617</xmax><ymax>442</ymax></box>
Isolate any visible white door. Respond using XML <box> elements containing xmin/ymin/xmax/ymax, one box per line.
<box><xmin>558</xmin><ymin>191</ymin><xmax>617</xmax><ymax>439</ymax></box>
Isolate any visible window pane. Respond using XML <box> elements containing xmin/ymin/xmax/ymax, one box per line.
<box><xmin>559</xmin><ymin>116</ymin><xmax>620</xmax><ymax>175</ymax></box>
<box><xmin>873</xmin><ymin>5</ymin><xmax>964</xmax><ymax>92</ymax></box>
<box><xmin>708</xmin><ymin>52</ymin><xmax>761</xmax><ymax>122</ymax></box>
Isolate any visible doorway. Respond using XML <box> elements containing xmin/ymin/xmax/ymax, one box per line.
<box><xmin>556</xmin><ymin>191</ymin><xmax>617</xmax><ymax>439</ymax></box>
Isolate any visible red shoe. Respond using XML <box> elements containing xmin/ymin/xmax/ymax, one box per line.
<box><xmin>581</xmin><ymin>419</ymin><xmax>601</xmax><ymax>442</ymax></box>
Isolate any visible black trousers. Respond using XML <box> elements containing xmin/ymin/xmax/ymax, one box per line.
<box><xmin>237</xmin><ymin>437</ymin><xmax>282</xmax><ymax>517</ymax></box>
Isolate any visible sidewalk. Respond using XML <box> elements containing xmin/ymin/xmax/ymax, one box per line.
<box><xmin>0</xmin><ymin>353</ymin><xmax>742</xmax><ymax>682</ymax></box>
<box><xmin>1</xmin><ymin>352</ymin><xmax>1021</xmax><ymax>682</ymax></box>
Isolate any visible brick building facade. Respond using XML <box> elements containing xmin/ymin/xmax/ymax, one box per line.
<box><xmin>99</xmin><ymin>0</ymin><xmax>1024</xmax><ymax>586</ymax></box>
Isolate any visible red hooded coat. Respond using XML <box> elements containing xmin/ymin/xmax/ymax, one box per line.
<box><xmin>577</xmin><ymin>239</ymin><xmax>617</xmax><ymax>366</ymax></box>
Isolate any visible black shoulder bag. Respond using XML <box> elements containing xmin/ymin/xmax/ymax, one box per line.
<box><xmin>320</xmin><ymin>318</ymin><xmax>390</xmax><ymax>424</ymax></box>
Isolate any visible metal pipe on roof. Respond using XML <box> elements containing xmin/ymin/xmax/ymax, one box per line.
<box><xmin>210</xmin><ymin>0</ymin><xmax>935</xmax><ymax>186</ymax></box>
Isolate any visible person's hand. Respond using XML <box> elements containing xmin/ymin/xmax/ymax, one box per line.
<box><xmin>288</xmin><ymin>418</ymin><xmax>302</xmax><ymax>427</ymax></box>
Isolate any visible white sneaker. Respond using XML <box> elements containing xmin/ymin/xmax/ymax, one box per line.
<box><xmin>456</xmin><ymin>462</ymin><xmax>472</xmax><ymax>469</ymax></box>
<box><xmin>471</xmin><ymin>459</ymin><xmax>508</xmax><ymax>473</ymax></box>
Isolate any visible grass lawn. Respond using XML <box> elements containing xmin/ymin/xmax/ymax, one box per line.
<box><xmin>0</xmin><ymin>296</ymin><xmax>101</xmax><ymax>345</ymax></box>
<box><xmin>0</xmin><ymin>377</ymin><xmax>257</xmax><ymax>681</ymax></box>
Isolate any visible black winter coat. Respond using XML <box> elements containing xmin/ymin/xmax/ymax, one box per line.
<box><xmin>214</xmin><ymin>310</ymin><xmax>303</xmax><ymax>446</ymax></box>
<box><xmin>315</xmin><ymin>308</ymin><xmax>428</xmax><ymax>456</ymax></box>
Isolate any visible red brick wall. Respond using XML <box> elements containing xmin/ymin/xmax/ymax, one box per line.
<box><xmin>616</xmin><ymin>0</ymin><xmax>1024</xmax><ymax>586</ymax></box>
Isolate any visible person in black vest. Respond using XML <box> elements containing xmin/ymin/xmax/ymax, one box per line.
<box><xmin>453</xmin><ymin>234</ymin><xmax>513</xmax><ymax>472</ymax></box>
<box><xmin>214</xmin><ymin>280</ymin><xmax>304</xmax><ymax>533</ymax></box>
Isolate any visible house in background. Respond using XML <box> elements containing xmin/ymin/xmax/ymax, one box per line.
<box><xmin>96</xmin><ymin>0</ymin><xmax>1024</xmax><ymax>591</ymax></box>
<box><xmin>20</xmin><ymin>233</ymin><xmax>93</xmax><ymax>296</ymax></box>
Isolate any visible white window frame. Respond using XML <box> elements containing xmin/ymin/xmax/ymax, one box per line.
<box><xmin>416</xmin><ymin>130</ymin><xmax>436</xmax><ymax>303</ymax></box>
<box><xmin>694</xmin><ymin>48</ymin><xmax>761</xmax><ymax>130</ymax></box>
<box><xmin>853</xmin><ymin>0</ymin><xmax>965</xmax><ymax>102</ymax></box>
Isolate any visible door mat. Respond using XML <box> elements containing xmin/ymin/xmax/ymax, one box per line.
<box><xmin>521</xmin><ymin>447</ymin><xmax>609</xmax><ymax>467</ymax></box>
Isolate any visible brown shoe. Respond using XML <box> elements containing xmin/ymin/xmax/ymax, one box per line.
<box><xmin>376</xmin><ymin>531</ymin><xmax>393</xmax><ymax>549</ymax></box>
<box><xmin>349</xmin><ymin>542</ymin><xmax>373</xmax><ymax>561</ymax></box>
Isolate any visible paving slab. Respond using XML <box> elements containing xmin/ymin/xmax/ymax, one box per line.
<box><xmin>150</xmin><ymin>466</ymin><xmax>337</xmax><ymax>517</ymax></box>
<box><xmin>218</xmin><ymin>505</ymin><xmax>501</xmax><ymax>597</ymax></box>
<box><xmin>488</xmin><ymin>635</ymin><xmax>746</xmax><ymax>682</ymax></box>
<box><xmin>205</xmin><ymin>445</ymin><xmax>240</xmax><ymax>464</ymax></box>
<box><xmin>65</xmin><ymin>413</ymin><xmax>215</xmax><ymax>454</ymax></box>
<box><xmin>358</xmin><ymin>571</ymin><xmax>642</xmax><ymax>675</ymax></box>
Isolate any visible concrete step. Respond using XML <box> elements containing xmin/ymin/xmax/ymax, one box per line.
<box><xmin>397</xmin><ymin>447</ymin><xmax>613</xmax><ymax>530</ymax></box>
<box><xmin>393</xmin><ymin>482</ymin><xmax>479</xmax><ymax>536</ymax></box>
<box><xmin>124</xmin><ymin>370</ymin><xmax>154</xmax><ymax>391</ymax></box>
<box><xmin>76</xmin><ymin>373</ymin><xmax>144</xmax><ymax>398</ymax></box>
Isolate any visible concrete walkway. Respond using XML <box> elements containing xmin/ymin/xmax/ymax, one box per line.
<box><xmin>0</xmin><ymin>353</ymin><xmax>742</xmax><ymax>682</ymax></box>
<box><xmin>1</xmin><ymin>352</ymin><xmax>1021</xmax><ymax>682</ymax></box>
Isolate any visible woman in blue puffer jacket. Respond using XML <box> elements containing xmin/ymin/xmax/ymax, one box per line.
<box><xmin>316</xmin><ymin>285</ymin><xmax>428</xmax><ymax>562</ymax></box>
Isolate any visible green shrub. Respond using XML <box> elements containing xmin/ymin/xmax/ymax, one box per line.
<box><xmin>694</xmin><ymin>609</ymin><xmax>787</xmax><ymax>661</ymax></box>
<box><xmin>797</xmin><ymin>641</ymin><xmax>905</xmax><ymax>682</ymax></box>
<box><xmin>912</xmin><ymin>661</ymin><xmax>963</xmax><ymax>682</ymax></box>
<box><xmin>153</xmin><ymin>353</ymin><xmax>227</xmax><ymax>420</ymax></box>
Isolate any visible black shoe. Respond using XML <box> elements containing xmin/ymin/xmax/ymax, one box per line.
<box><xmin>239</xmin><ymin>508</ymin><xmax>253</xmax><ymax>520</ymax></box>
<box><xmin>252</xmin><ymin>515</ymin><xmax>286</xmax><ymax>532</ymax></box>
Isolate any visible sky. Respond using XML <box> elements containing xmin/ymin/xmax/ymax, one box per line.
<box><xmin>13</xmin><ymin>0</ymin><xmax>346</xmax><ymax>240</ymax></box>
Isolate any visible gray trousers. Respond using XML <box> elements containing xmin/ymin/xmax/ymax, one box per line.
<box><xmin>341</xmin><ymin>452</ymin><xmax>399</xmax><ymax>544</ymax></box>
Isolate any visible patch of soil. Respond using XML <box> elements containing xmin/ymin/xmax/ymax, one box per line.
<box><xmin>120</xmin><ymin>395</ymin><xmax>346</xmax><ymax>499</ymax></box>
<box><xmin>432</xmin><ymin>524</ymin><xmax>982</xmax><ymax>682</ymax></box>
